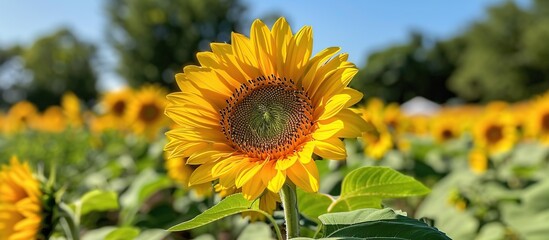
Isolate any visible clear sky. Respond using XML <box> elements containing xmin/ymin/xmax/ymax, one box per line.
<box><xmin>0</xmin><ymin>0</ymin><xmax>528</xmax><ymax>90</ymax></box>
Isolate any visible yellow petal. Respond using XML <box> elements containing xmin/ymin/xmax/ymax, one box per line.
<box><xmin>285</xmin><ymin>26</ymin><xmax>312</xmax><ymax>80</ymax></box>
<box><xmin>231</xmin><ymin>32</ymin><xmax>260</xmax><ymax>77</ymax></box>
<box><xmin>235</xmin><ymin>161</ymin><xmax>264</xmax><ymax>188</ymax></box>
<box><xmin>314</xmin><ymin>138</ymin><xmax>347</xmax><ymax>160</ymax></box>
<box><xmin>186</xmin><ymin>150</ymin><xmax>233</xmax><ymax>165</ymax></box>
<box><xmin>268</xmin><ymin>169</ymin><xmax>286</xmax><ymax>193</ymax></box>
<box><xmin>242</xmin><ymin>174</ymin><xmax>266</xmax><ymax>200</ymax></box>
<box><xmin>287</xmin><ymin>160</ymin><xmax>319</xmax><ymax>192</ymax></box>
<box><xmin>275</xmin><ymin>154</ymin><xmax>298</xmax><ymax>170</ymax></box>
<box><xmin>334</xmin><ymin>108</ymin><xmax>369</xmax><ymax>138</ymax></box>
<box><xmin>272</xmin><ymin>17</ymin><xmax>292</xmax><ymax>75</ymax></box>
<box><xmin>316</xmin><ymin>93</ymin><xmax>352</xmax><ymax>120</ymax></box>
<box><xmin>188</xmin><ymin>163</ymin><xmax>217</xmax><ymax>185</ymax></box>
<box><xmin>301</xmin><ymin>47</ymin><xmax>340</xmax><ymax>91</ymax></box>
<box><xmin>297</xmin><ymin>141</ymin><xmax>315</xmax><ymax>164</ymax></box>
<box><xmin>313</xmin><ymin>119</ymin><xmax>344</xmax><ymax>140</ymax></box>
<box><xmin>251</xmin><ymin>19</ymin><xmax>275</xmax><ymax>76</ymax></box>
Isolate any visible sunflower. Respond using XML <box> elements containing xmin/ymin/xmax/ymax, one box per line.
<box><xmin>29</xmin><ymin>106</ymin><xmax>66</xmax><ymax>133</ymax></box>
<box><xmin>359</xmin><ymin>105</ymin><xmax>393</xmax><ymax>160</ymax></box>
<box><xmin>165</xmin><ymin>155</ymin><xmax>212</xmax><ymax>197</ymax></box>
<box><xmin>0</xmin><ymin>156</ymin><xmax>43</xmax><ymax>240</ymax></box>
<box><xmin>61</xmin><ymin>92</ymin><xmax>83</xmax><ymax>128</ymax></box>
<box><xmin>101</xmin><ymin>88</ymin><xmax>133</xmax><ymax>120</ymax></box>
<box><xmin>3</xmin><ymin>101</ymin><xmax>38</xmax><ymax>133</ymax></box>
<box><xmin>468</xmin><ymin>149</ymin><xmax>488</xmax><ymax>174</ymax></box>
<box><xmin>361</xmin><ymin>119</ymin><xmax>393</xmax><ymax>160</ymax></box>
<box><xmin>164</xmin><ymin>17</ymin><xmax>366</xmax><ymax>201</ymax></box>
<box><xmin>431</xmin><ymin>115</ymin><xmax>462</xmax><ymax>144</ymax></box>
<box><xmin>473</xmin><ymin>112</ymin><xmax>516</xmax><ymax>155</ymax></box>
<box><xmin>525</xmin><ymin>95</ymin><xmax>549</xmax><ymax>145</ymax></box>
<box><xmin>127</xmin><ymin>85</ymin><xmax>169</xmax><ymax>139</ymax></box>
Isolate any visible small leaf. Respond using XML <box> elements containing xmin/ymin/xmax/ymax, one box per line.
<box><xmin>319</xmin><ymin>208</ymin><xmax>402</xmax><ymax>235</ymax></box>
<box><xmin>105</xmin><ymin>227</ymin><xmax>140</xmax><ymax>240</ymax></box>
<box><xmin>329</xmin><ymin>166</ymin><xmax>430</xmax><ymax>211</ymax></box>
<box><xmin>76</xmin><ymin>190</ymin><xmax>119</xmax><ymax>216</ymax></box>
<box><xmin>168</xmin><ymin>193</ymin><xmax>263</xmax><ymax>231</ymax></box>
<box><xmin>296</xmin><ymin>189</ymin><xmax>333</xmax><ymax>222</ymax></box>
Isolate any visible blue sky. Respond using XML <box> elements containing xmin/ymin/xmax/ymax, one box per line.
<box><xmin>0</xmin><ymin>0</ymin><xmax>527</xmax><ymax>90</ymax></box>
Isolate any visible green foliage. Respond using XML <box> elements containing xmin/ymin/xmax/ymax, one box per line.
<box><xmin>352</xmin><ymin>33</ymin><xmax>461</xmax><ymax>103</ymax></box>
<box><xmin>355</xmin><ymin>1</ymin><xmax>549</xmax><ymax>103</ymax></box>
<box><xmin>18</xmin><ymin>29</ymin><xmax>97</xmax><ymax>109</ymax></box>
<box><xmin>73</xmin><ymin>190</ymin><xmax>119</xmax><ymax>216</ymax></box>
<box><xmin>298</xmin><ymin>166</ymin><xmax>430</xmax><ymax>222</ymax></box>
<box><xmin>119</xmin><ymin>169</ymin><xmax>173</xmax><ymax>225</ymax></box>
<box><xmin>292</xmin><ymin>208</ymin><xmax>450</xmax><ymax>240</ymax></box>
<box><xmin>168</xmin><ymin>193</ymin><xmax>268</xmax><ymax>231</ymax></box>
<box><xmin>105</xmin><ymin>0</ymin><xmax>245</xmax><ymax>89</ymax></box>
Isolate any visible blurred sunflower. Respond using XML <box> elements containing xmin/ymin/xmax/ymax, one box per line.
<box><xmin>0</xmin><ymin>157</ymin><xmax>43</xmax><ymax>240</ymax></box>
<box><xmin>473</xmin><ymin>112</ymin><xmax>516</xmax><ymax>155</ymax></box>
<box><xmin>3</xmin><ymin>101</ymin><xmax>38</xmax><ymax>133</ymax></box>
<box><xmin>165</xmin><ymin>155</ymin><xmax>212</xmax><ymax>197</ymax></box>
<box><xmin>29</xmin><ymin>106</ymin><xmax>66</xmax><ymax>133</ymax></box>
<box><xmin>101</xmin><ymin>88</ymin><xmax>133</xmax><ymax>120</ymax></box>
<box><xmin>468</xmin><ymin>149</ymin><xmax>488</xmax><ymax>174</ymax></box>
<box><xmin>61</xmin><ymin>92</ymin><xmax>83</xmax><ymax>127</ymax></box>
<box><xmin>362</xmin><ymin>119</ymin><xmax>393</xmax><ymax>160</ymax></box>
<box><xmin>526</xmin><ymin>95</ymin><xmax>549</xmax><ymax>145</ymax></box>
<box><xmin>431</xmin><ymin>115</ymin><xmax>461</xmax><ymax>143</ymax></box>
<box><xmin>127</xmin><ymin>85</ymin><xmax>168</xmax><ymax>139</ymax></box>
<box><xmin>164</xmin><ymin>17</ymin><xmax>366</xmax><ymax>201</ymax></box>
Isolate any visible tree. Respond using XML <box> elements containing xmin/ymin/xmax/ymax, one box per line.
<box><xmin>447</xmin><ymin>2</ymin><xmax>548</xmax><ymax>102</ymax></box>
<box><xmin>351</xmin><ymin>33</ymin><xmax>462</xmax><ymax>104</ymax></box>
<box><xmin>1</xmin><ymin>29</ymin><xmax>97</xmax><ymax>109</ymax></box>
<box><xmin>105</xmin><ymin>0</ymin><xmax>245</xmax><ymax>89</ymax></box>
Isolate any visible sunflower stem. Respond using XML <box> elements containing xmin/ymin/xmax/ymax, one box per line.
<box><xmin>280</xmin><ymin>181</ymin><xmax>299</xmax><ymax>239</ymax></box>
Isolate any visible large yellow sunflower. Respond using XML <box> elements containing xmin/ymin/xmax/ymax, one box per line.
<box><xmin>164</xmin><ymin>17</ymin><xmax>366</xmax><ymax>200</ymax></box>
<box><xmin>0</xmin><ymin>156</ymin><xmax>43</xmax><ymax>240</ymax></box>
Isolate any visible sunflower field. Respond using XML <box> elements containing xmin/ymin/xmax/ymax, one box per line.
<box><xmin>2</xmin><ymin>12</ymin><xmax>549</xmax><ymax>240</ymax></box>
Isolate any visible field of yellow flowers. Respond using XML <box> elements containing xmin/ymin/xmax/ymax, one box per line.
<box><xmin>2</xmin><ymin>85</ymin><xmax>549</xmax><ymax>239</ymax></box>
<box><xmin>2</xmin><ymin>17</ymin><xmax>549</xmax><ymax>240</ymax></box>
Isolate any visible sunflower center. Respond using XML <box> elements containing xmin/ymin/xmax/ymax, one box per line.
<box><xmin>220</xmin><ymin>75</ymin><xmax>314</xmax><ymax>159</ymax></box>
<box><xmin>112</xmin><ymin>100</ymin><xmax>126</xmax><ymax>116</ymax></box>
<box><xmin>442</xmin><ymin>129</ymin><xmax>454</xmax><ymax>140</ymax></box>
<box><xmin>541</xmin><ymin>113</ymin><xmax>549</xmax><ymax>131</ymax></box>
<box><xmin>485</xmin><ymin>125</ymin><xmax>503</xmax><ymax>144</ymax></box>
<box><xmin>139</xmin><ymin>103</ymin><xmax>160</xmax><ymax>122</ymax></box>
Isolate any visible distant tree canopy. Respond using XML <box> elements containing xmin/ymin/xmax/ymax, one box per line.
<box><xmin>106</xmin><ymin>0</ymin><xmax>245</xmax><ymax>89</ymax></box>
<box><xmin>0</xmin><ymin>29</ymin><xmax>97</xmax><ymax>109</ymax></box>
<box><xmin>354</xmin><ymin>0</ymin><xmax>549</xmax><ymax>104</ymax></box>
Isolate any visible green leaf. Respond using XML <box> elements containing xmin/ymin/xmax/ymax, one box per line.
<box><xmin>82</xmin><ymin>227</ymin><xmax>117</xmax><ymax>240</ymax></box>
<box><xmin>329</xmin><ymin>167</ymin><xmax>430</xmax><ymax>212</ymax></box>
<box><xmin>135</xmin><ymin>229</ymin><xmax>170</xmax><ymax>240</ymax></box>
<box><xmin>168</xmin><ymin>193</ymin><xmax>263</xmax><ymax>231</ymax></box>
<box><xmin>74</xmin><ymin>190</ymin><xmax>119</xmax><ymax>216</ymax></box>
<box><xmin>105</xmin><ymin>227</ymin><xmax>140</xmax><ymax>240</ymax></box>
<box><xmin>318</xmin><ymin>208</ymin><xmax>402</xmax><ymax>234</ymax></box>
<box><xmin>237</xmin><ymin>222</ymin><xmax>274</xmax><ymax>240</ymax></box>
<box><xmin>119</xmin><ymin>169</ymin><xmax>172</xmax><ymax>225</ymax></box>
<box><xmin>319</xmin><ymin>208</ymin><xmax>450</xmax><ymax>240</ymax></box>
<box><xmin>297</xmin><ymin>189</ymin><xmax>333</xmax><ymax>222</ymax></box>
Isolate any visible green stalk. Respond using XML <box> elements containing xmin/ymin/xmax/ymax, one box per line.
<box><xmin>280</xmin><ymin>181</ymin><xmax>299</xmax><ymax>239</ymax></box>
